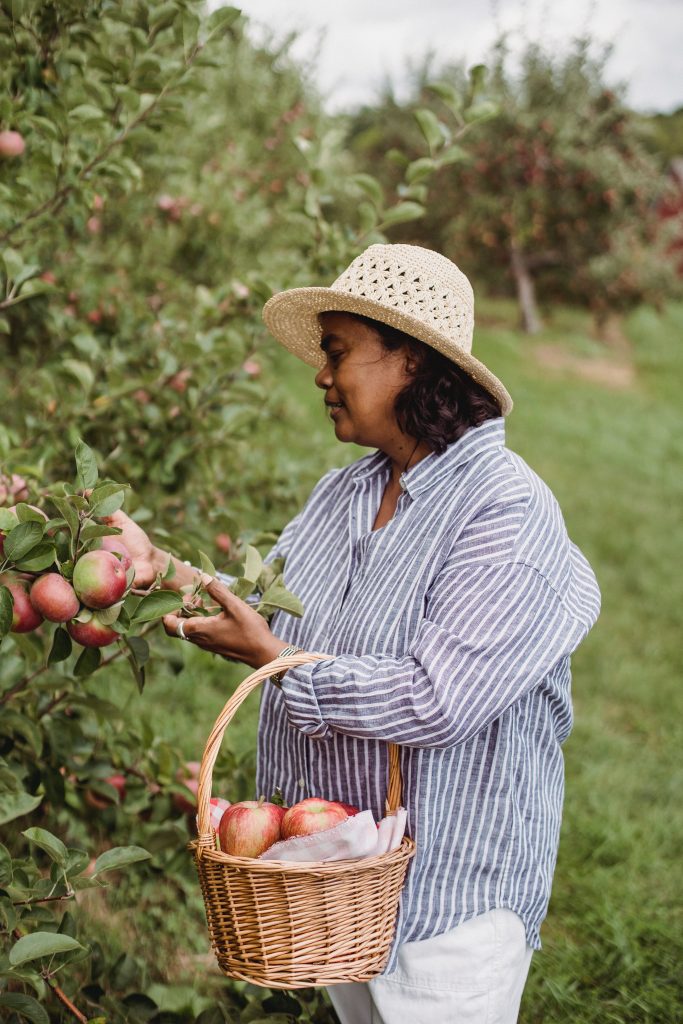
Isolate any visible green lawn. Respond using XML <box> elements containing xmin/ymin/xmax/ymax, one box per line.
<box><xmin>137</xmin><ymin>298</ymin><xmax>682</xmax><ymax>1022</ymax></box>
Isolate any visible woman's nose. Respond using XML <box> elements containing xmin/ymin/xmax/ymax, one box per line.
<box><xmin>315</xmin><ymin>362</ymin><xmax>332</xmax><ymax>390</ymax></box>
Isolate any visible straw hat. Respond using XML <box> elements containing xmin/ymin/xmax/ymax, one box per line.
<box><xmin>262</xmin><ymin>243</ymin><xmax>513</xmax><ymax>415</ymax></box>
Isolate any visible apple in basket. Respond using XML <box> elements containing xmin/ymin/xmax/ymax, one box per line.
<box><xmin>218</xmin><ymin>797</ymin><xmax>286</xmax><ymax>858</ymax></box>
<box><xmin>281</xmin><ymin>797</ymin><xmax>359</xmax><ymax>839</ymax></box>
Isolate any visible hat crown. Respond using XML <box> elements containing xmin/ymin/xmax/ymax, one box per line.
<box><xmin>331</xmin><ymin>244</ymin><xmax>474</xmax><ymax>354</ymax></box>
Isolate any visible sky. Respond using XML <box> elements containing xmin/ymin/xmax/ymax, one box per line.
<box><xmin>230</xmin><ymin>0</ymin><xmax>683</xmax><ymax>114</ymax></box>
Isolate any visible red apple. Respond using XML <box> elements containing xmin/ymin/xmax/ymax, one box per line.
<box><xmin>30</xmin><ymin>573</ymin><xmax>80</xmax><ymax>622</ymax></box>
<box><xmin>67</xmin><ymin>614</ymin><xmax>119</xmax><ymax>648</ymax></box>
<box><xmin>72</xmin><ymin>550</ymin><xmax>127</xmax><ymax>609</ymax></box>
<box><xmin>335</xmin><ymin>801</ymin><xmax>361</xmax><ymax>817</ymax></box>
<box><xmin>218</xmin><ymin>798</ymin><xmax>286</xmax><ymax>858</ymax></box>
<box><xmin>0</xmin><ymin>574</ymin><xmax>44</xmax><ymax>633</ymax></box>
<box><xmin>0</xmin><ymin>130</ymin><xmax>25</xmax><ymax>158</ymax></box>
<box><xmin>96</xmin><ymin>535</ymin><xmax>133</xmax><ymax>571</ymax></box>
<box><xmin>173</xmin><ymin>761</ymin><xmax>201</xmax><ymax>815</ymax></box>
<box><xmin>281</xmin><ymin>797</ymin><xmax>350</xmax><ymax>839</ymax></box>
<box><xmin>214</xmin><ymin>532</ymin><xmax>232</xmax><ymax>555</ymax></box>
<box><xmin>85</xmin><ymin>773</ymin><xmax>126</xmax><ymax>809</ymax></box>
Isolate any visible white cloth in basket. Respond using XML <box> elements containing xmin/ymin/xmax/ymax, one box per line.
<box><xmin>258</xmin><ymin>808</ymin><xmax>408</xmax><ymax>863</ymax></box>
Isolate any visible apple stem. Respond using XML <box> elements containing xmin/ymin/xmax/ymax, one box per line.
<box><xmin>257</xmin><ymin>794</ymin><xmax>265</xmax><ymax>807</ymax></box>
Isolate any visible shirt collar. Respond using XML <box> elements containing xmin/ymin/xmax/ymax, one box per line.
<box><xmin>352</xmin><ymin>418</ymin><xmax>506</xmax><ymax>498</ymax></box>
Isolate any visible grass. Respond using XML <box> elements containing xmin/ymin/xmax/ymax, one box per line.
<box><xmin>112</xmin><ymin>298</ymin><xmax>682</xmax><ymax>1022</ymax></box>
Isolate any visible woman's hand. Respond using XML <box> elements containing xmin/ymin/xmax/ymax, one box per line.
<box><xmin>162</xmin><ymin>576</ymin><xmax>286</xmax><ymax>669</ymax></box>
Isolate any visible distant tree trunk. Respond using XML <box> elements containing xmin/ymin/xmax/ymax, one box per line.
<box><xmin>510</xmin><ymin>241</ymin><xmax>542</xmax><ymax>334</ymax></box>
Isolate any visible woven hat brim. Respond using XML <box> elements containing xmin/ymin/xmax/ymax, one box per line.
<box><xmin>262</xmin><ymin>287</ymin><xmax>513</xmax><ymax>416</ymax></box>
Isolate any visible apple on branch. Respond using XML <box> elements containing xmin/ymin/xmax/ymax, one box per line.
<box><xmin>72</xmin><ymin>549</ymin><xmax>127</xmax><ymax>609</ymax></box>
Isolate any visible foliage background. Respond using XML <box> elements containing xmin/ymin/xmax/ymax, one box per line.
<box><xmin>1</xmin><ymin>2</ymin><xmax>681</xmax><ymax>1022</ymax></box>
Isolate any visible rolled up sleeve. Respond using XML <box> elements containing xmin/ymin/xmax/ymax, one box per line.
<box><xmin>279</xmin><ymin>560</ymin><xmax>596</xmax><ymax>749</ymax></box>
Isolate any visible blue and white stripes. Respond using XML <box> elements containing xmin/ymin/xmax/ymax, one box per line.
<box><xmin>254</xmin><ymin>417</ymin><xmax>600</xmax><ymax>972</ymax></box>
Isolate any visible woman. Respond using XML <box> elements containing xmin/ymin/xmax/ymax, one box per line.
<box><xmin>110</xmin><ymin>244</ymin><xmax>600</xmax><ymax>1024</ymax></box>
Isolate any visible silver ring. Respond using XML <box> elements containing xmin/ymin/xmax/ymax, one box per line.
<box><xmin>176</xmin><ymin>619</ymin><xmax>188</xmax><ymax>641</ymax></box>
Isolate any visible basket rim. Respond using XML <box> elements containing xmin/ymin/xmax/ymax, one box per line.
<box><xmin>189</xmin><ymin>834</ymin><xmax>416</xmax><ymax>874</ymax></box>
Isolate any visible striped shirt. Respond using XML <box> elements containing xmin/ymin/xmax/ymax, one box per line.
<box><xmin>255</xmin><ymin>417</ymin><xmax>601</xmax><ymax>972</ymax></box>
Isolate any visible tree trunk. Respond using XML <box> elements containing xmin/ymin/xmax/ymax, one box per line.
<box><xmin>510</xmin><ymin>241</ymin><xmax>542</xmax><ymax>334</ymax></box>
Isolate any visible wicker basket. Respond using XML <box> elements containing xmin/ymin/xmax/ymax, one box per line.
<box><xmin>190</xmin><ymin>650</ymin><xmax>416</xmax><ymax>989</ymax></box>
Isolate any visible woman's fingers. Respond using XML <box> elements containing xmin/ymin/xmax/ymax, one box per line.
<box><xmin>202</xmin><ymin>575</ymin><xmax>241</xmax><ymax>610</ymax></box>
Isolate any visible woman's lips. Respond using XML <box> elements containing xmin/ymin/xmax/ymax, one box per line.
<box><xmin>325</xmin><ymin>400</ymin><xmax>344</xmax><ymax>419</ymax></box>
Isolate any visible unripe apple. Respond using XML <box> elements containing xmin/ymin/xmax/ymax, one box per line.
<box><xmin>0</xmin><ymin>130</ymin><xmax>25</xmax><ymax>158</ymax></box>
<box><xmin>0</xmin><ymin>574</ymin><xmax>44</xmax><ymax>633</ymax></box>
<box><xmin>96</xmin><ymin>535</ymin><xmax>133</xmax><ymax>571</ymax></box>
<box><xmin>72</xmin><ymin>550</ymin><xmax>127</xmax><ymax>609</ymax></box>
<box><xmin>30</xmin><ymin>573</ymin><xmax>80</xmax><ymax>622</ymax></box>
<box><xmin>218</xmin><ymin>798</ymin><xmax>286</xmax><ymax>858</ymax></box>
<box><xmin>67</xmin><ymin>614</ymin><xmax>119</xmax><ymax>648</ymax></box>
<box><xmin>281</xmin><ymin>797</ymin><xmax>350</xmax><ymax>839</ymax></box>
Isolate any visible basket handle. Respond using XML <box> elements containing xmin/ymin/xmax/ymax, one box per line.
<box><xmin>196</xmin><ymin>650</ymin><xmax>404</xmax><ymax>839</ymax></box>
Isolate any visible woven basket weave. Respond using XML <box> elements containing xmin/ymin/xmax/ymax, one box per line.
<box><xmin>190</xmin><ymin>651</ymin><xmax>416</xmax><ymax>989</ymax></box>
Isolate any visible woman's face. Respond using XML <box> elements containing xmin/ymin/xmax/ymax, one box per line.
<box><xmin>314</xmin><ymin>312</ymin><xmax>414</xmax><ymax>449</ymax></box>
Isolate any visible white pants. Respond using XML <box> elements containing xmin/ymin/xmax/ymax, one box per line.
<box><xmin>327</xmin><ymin>909</ymin><xmax>533</xmax><ymax>1024</ymax></box>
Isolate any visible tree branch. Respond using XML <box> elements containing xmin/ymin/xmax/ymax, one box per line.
<box><xmin>45</xmin><ymin>977</ymin><xmax>88</xmax><ymax>1024</ymax></box>
<box><xmin>0</xmin><ymin>41</ymin><xmax>207</xmax><ymax>247</ymax></box>
<box><xmin>1</xmin><ymin>622</ymin><xmax>157</xmax><ymax>707</ymax></box>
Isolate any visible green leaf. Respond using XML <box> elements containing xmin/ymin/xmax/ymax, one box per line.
<box><xmin>468</xmin><ymin>63</ymin><xmax>488</xmax><ymax>94</ymax></box>
<box><xmin>62</xmin><ymin>359</ymin><xmax>95</xmax><ymax>394</ymax></box>
<box><xmin>2</xmin><ymin>247</ymin><xmax>23</xmax><ymax>280</ymax></box>
<box><xmin>89</xmin><ymin>491</ymin><xmax>125</xmax><ymax>517</ymax></box>
<box><xmin>69</xmin><ymin>104</ymin><xmax>105</xmax><ymax>122</ymax></box>
<box><xmin>0</xmin><ymin>586</ymin><xmax>13</xmax><ymax>638</ymax></box>
<box><xmin>48</xmin><ymin>627</ymin><xmax>72</xmax><ymax>665</ymax></box>
<box><xmin>0</xmin><ymin>993</ymin><xmax>49</xmax><ymax>1024</ymax></box>
<box><xmin>379</xmin><ymin>202</ymin><xmax>426</xmax><ymax>228</ymax></box>
<box><xmin>79</xmin><ymin>522</ymin><xmax>122</xmax><ymax>542</ymax></box>
<box><xmin>162</xmin><ymin>555</ymin><xmax>176</xmax><ymax>580</ymax></box>
<box><xmin>0</xmin><ymin>711</ymin><xmax>43</xmax><ymax>756</ymax></box>
<box><xmin>439</xmin><ymin>144</ymin><xmax>470</xmax><ymax>166</ymax></box>
<box><xmin>464</xmin><ymin>100</ymin><xmax>498</xmax><ymax>124</ymax></box>
<box><xmin>0</xmin><ymin>842</ymin><xmax>13</xmax><ymax>885</ymax></box>
<box><xmin>129</xmin><ymin>590</ymin><xmax>183</xmax><ymax>624</ymax></box>
<box><xmin>126</xmin><ymin>635</ymin><xmax>149</xmax><ymax>667</ymax></box>
<box><xmin>426</xmin><ymin>80</ymin><xmax>463</xmax><ymax>115</ymax></box>
<box><xmin>242</xmin><ymin>544</ymin><xmax>263</xmax><ymax>583</ymax></box>
<box><xmin>350</xmin><ymin>173</ymin><xmax>383</xmax><ymax>207</ymax></box>
<box><xmin>4</xmin><ymin>521</ymin><xmax>44</xmax><ymax>561</ymax></box>
<box><xmin>414</xmin><ymin>108</ymin><xmax>444</xmax><ymax>152</ymax></box>
<box><xmin>0</xmin><ymin>508</ymin><xmax>17</xmax><ymax>530</ymax></box>
<box><xmin>92</xmin><ymin>845</ymin><xmax>151</xmax><ymax>875</ymax></box>
<box><xmin>22</xmin><ymin>827</ymin><xmax>68</xmax><ymax>866</ymax></box>
<box><xmin>15</xmin><ymin>542</ymin><xmax>56</xmax><ymax>572</ymax></box>
<box><xmin>406</xmin><ymin>157</ymin><xmax>436</xmax><ymax>184</ymax></box>
<box><xmin>207</xmin><ymin>5</ymin><xmax>240</xmax><ymax>37</ymax></box>
<box><xmin>0</xmin><ymin>790</ymin><xmax>42</xmax><ymax>826</ymax></box>
<box><xmin>13</xmin><ymin>504</ymin><xmax>45</xmax><ymax>524</ymax></box>
<box><xmin>49</xmin><ymin>496</ymin><xmax>79</xmax><ymax>539</ymax></box>
<box><xmin>9</xmin><ymin>932</ymin><xmax>83</xmax><ymax>966</ymax></box>
<box><xmin>258</xmin><ymin>576</ymin><xmax>304</xmax><ymax>618</ymax></box>
<box><xmin>73</xmin><ymin>646</ymin><xmax>102</xmax><ymax>676</ymax></box>
<box><xmin>74</xmin><ymin>439</ymin><xmax>98</xmax><ymax>490</ymax></box>
<box><xmin>197</xmin><ymin>549</ymin><xmax>216</xmax><ymax>578</ymax></box>
<box><xmin>97</xmin><ymin>601</ymin><xmax>123</xmax><ymax>625</ymax></box>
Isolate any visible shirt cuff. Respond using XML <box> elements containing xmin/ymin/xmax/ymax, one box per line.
<box><xmin>279</xmin><ymin>662</ymin><xmax>332</xmax><ymax>740</ymax></box>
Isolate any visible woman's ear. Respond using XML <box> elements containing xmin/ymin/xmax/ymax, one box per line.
<box><xmin>404</xmin><ymin>353</ymin><xmax>418</xmax><ymax>375</ymax></box>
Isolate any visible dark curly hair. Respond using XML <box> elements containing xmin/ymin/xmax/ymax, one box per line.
<box><xmin>350</xmin><ymin>313</ymin><xmax>502</xmax><ymax>455</ymax></box>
